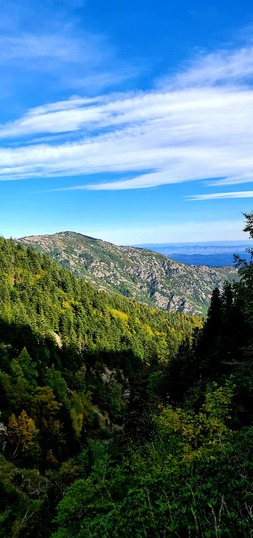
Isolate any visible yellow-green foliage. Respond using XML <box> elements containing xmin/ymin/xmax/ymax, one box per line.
<box><xmin>7</xmin><ymin>410</ymin><xmax>38</xmax><ymax>455</ymax></box>
<box><xmin>108</xmin><ymin>308</ymin><xmax>129</xmax><ymax>322</ymax></box>
<box><xmin>0</xmin><ymin>237</ymin><xmax>201</xmax><ymax>361</ymax></box>
<box><xmin>156</xmin><ymin>379</ymin><xmax>234</xmax><ymax>461</ymax></box>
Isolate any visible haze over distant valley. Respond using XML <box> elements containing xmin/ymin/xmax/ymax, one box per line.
<box><xmin>137</xmin><ymin>241</ymin><xmax>253</xmax><ymax>267</ymax></box>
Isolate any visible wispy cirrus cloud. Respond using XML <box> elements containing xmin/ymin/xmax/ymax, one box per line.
<box><xmin>207</xmin><ymin>173</ymin><xmax>253</xmax><ymax>187</ymax></box>
<box><xmin>0</xmin><ymin>34</ymin><xmax>87</xmax><ymax>63</ymax></box>
<box><xmin>1</xmin><ymin>44</ymin><xmax>253</xmax><ymax>192</ymax></box>
<box><xmin>160</xmin><ymin>46</ymin><xmax>253</xmax><ymax>88</ymax></box>
<box><xmin>0</xmin><ymin>0</ymin><xmax>138</xmax><ymax>100</ymax></box>
<box><xmin>188</xmin><ymin>191</ymin><xmax>253</xmax><ymax>200</ymax></box>
<box><xmin>0</xmin><ymin>30</ymin><xmax>136</xmax><ymax>93</ymax></box>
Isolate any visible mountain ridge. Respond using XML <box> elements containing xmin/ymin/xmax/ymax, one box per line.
<box><xmin>17</xmin><ymin>231</ymin><xmax>238</xmax><ymax>315</ymax></box>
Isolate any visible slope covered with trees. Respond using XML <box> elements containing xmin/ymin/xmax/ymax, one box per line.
<box><xmin>0</xmin><ymin>236</ymin><xmax>200</xmax><ymax>537</ymax></box>
<box><xmin>50</xmin><ymin>216</ymin><xmax>253</xmax><ymax>538</ymax></box>
<box><xmin>1</xmin><ymin>214</ymin><xmax>253</xmax><ymax>537</ymax></box>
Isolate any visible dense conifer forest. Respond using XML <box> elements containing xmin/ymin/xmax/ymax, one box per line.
<box><xmin>1</xmin><ymin>215</ymin><xmax>253</xmax><ymax>536</ymax></box>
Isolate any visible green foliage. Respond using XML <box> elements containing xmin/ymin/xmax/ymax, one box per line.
<box><xmin>0</xmin><ymin>236</ymin><xmax>199</xmax><ymax>361</ymax></box>
<box><xmin>0</xmin><ymin>453</ymin><xmax>50</xmax><ymax>538</ymax></box>
<box><xmin>45</xmin><ymin>366</ymin><xmax>70</xmax><ymax>410</ymax></box>
<box><xmin>16</xmin><ymin>348</ymin><xmax>39</xmax><ymax>389</ymax></box>
<box><xmin>52</xmin><ymin>393</ymin><xmax>253</xmax><ymax>537</ymax></box>
<box><xmin>156</xmin><ymin>380</ymin><xmax>234</xmax><ymax>460</ymax></box>
<box><xmin>1</xmin><ymin>223</ymin><xmax>253</xmax><ymax>537</ymax></box>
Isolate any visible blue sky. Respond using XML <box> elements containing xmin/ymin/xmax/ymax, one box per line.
<box><xmin>1</xmin><ymin>0</ymin><xmax>253</xmax><ymax>244</ymax></box>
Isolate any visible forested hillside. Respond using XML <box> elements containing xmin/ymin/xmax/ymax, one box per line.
<box><xmin>1</xmin><ymin>214</ymin><xmax>253</xmax><ymax>537</ymax></box>
<box><xmin>0</xmin><ymin>236</ymin><xmax>200</xmax><ymax>537</ymax></box>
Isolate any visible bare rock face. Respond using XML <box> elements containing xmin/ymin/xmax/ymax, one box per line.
<box><xmin>152</xmin><ymin>291</ymin><xmax>169</xmax><ymax>310</ymax></box>
<box><xmin>0</xmin><ymin>420</ymin><xmax>7</xmax><ymax>451</ymax></box>
<box><xmin>18</xmin><ymin>231</ymin><xmax>238</xmax><ymax>316</ymax></box>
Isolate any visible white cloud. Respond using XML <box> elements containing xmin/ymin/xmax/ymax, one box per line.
<box><xmin>188</xmin><ymin>191</ymin><xmax>253</xmax><ymax>200</ymax></box>
<box><xmin>0</xmin><ymin>34</ymin><xmax>83</xmax><ymax>63</ymax></box>
<box><xmin>0</xmin><ymin>25</ymin><xmax>112</xmax><ymax>69</ymax></box>
<box><xmin>1</xmin><ymin>45</ymin><xmax>253</xmax><ymax>191</ymax></box>
<box><xmin>207</xmin><ymin>173</ymin><xmax>253</xmax><ymax>186</ymax></box>
<box><xmin>160</xmin><ymin>47</ymin><xmax>253</xmax><ymax>88</ymax></box>
<box><xmin>0</xmin><ymin>9</ymin><xmax>136</xmax><ymax>95</ymax></box>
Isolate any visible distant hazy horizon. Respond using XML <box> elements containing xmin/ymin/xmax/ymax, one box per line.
<box><xmin>136</xmin><ymin>240</ymin><xmax>253</xmax><ymax>248</ymax></box>
<box><xmin>136</xmin><ymin>240</ymin><xmax>252</xmax><ymax>267</ymax></box>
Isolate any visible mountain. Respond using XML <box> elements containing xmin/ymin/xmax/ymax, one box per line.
<box><xmin>137</xmin><ymin>240</ymin><xmax>253</xmax><ymax>267</ymax></box>
<box><xmin>17</xmin><ymin>231</ymin><xmax>237</xmax><ymax>315</ymax></box>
